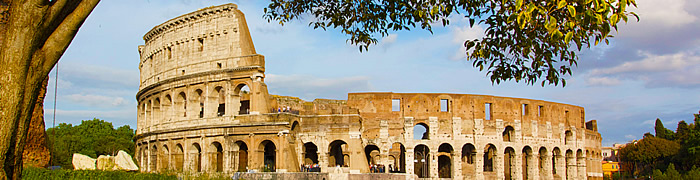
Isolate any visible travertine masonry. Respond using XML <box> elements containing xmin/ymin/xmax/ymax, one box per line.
<box><xmin>134</xmin><ymin>3</ymin><xmax>603</xmax><ymax>180</ymax></box>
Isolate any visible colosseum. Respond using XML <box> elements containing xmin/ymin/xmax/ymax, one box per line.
<box><xmin>134</xmin><ymin>3</ymin><xmax>603</xmax><ymax>180</ymax></box>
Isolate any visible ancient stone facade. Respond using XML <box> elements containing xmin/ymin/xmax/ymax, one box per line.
<box><xmin>134</xmin><ymin>3</ymin><xmax>603</xmax><ymax>179</ymax></box>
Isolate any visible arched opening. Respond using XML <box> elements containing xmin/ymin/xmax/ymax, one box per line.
<box><xmin>414</xmin><ymin>144</ymin><xmax>430</xmax><ymax>178</ymax></box>
<box><xmin>303</xmin><ymin>142</ymin><xmax>319</xmax><ymax>170</ymax></box>
<box><xmin>260</xmin><ymin>140</ymin><xmax>276</xmax><ymax>172</ymax></box>
<box><xmin>539</xmin><ymin>147</ymin><xmax>548</xmax><ymax>176</ymax></box>
<box><xmin>150</xmin><ymin>145</ymin><xmax>158</xmax><ymax>172</ymax></box>
<box><xmin>328</xmin><ymin>140</ymin><xmax>349</xmax><ymax>167</ymax></box>
<box><xmin>177</xmin><ymin>92</ymin><xmax>187</xmax><ymax>117</ymax></box>
<box><xmin>552</xmin><ymin>148</ymin><xmax>561</xmax><ymax>176</ymax></box>
<box><xmin>164</xmin><ymin>95</ymin><xmax>172</xmax><ymax>121</ymax></box>
<box><xmin>290</xmin><ymin>121</ymin><xmax>300</xmax><ymax>141</ymax></box>
<box><xmin>438</xmin><ymin>143</ymin><xmax>453</xmax><ymax>178</ymax></box>
<box><xmin>503</xmin><ymin>126</ymin><xmax>515</xmax><ymax>142</ymax></box>
<box><xmin>195</xmin><ymin>89</ymin><xmax>204</xmax><ymax>118</ymax></box>
<box><xmin>189</xmin><ymin>143</ymin><xmax>202</xmax><ymax>172</ymax></box>
<box><xmin>174</xmin><ymin>144</ymin><xmax>184</xmax><ymax>171</ymax></box>
<box><xmin>483</xmin><ymin>144</ymin><xmax>497</xmax><ymax>172</ymax></box>
<box><xmin>160</xmin><ymin>145</ymin><xmax>169</xmax><ymax>171</ymax></box>
<box><xmin>504</xmin><ymin>147</ymin><xmax>515</xmax><ymax>180</ymax></box>
<box><xmin>141</xmin><ymin>147</ymin><xmax>147</xmax><ymax>171</ymax></box>
<box><xmin>365</xmin><ymin>145</ymin><xmax>381</xmax><ymax>167</ymax></box>
<box><xmin>215</xmin><ymin>86</ymin><xmax>225</xmax><ymax>116</ymax></box>
<box><xmin>234</xmin><ymin>84</ymin><xmax>250</xmax><ymax>115</ymax></box>
<box><xmin>153</xmin><ymin>98</ymin><xmax>161</xmax><ymax>125</ymax></box>
<box><xmin>389</xmin><ymin>143</ymin><xmax>406</xmax><ymax>173</ymax></box>
<box><xmin>210</xmin><ymin>142</ymin><xmax>224</xmax><ymax>172</ymax></box>
<box><xmin>522</xmin><ymin>146</ymin><xmax>533</xmax><ymax>180</ymax></box>
<box><xmin>577</xmin><ymin>149</ymin><xmax>584</xmax><ymax>179</ymax></box>
<box><xmin>413</xmin><ymin>123</ymin><xmax>429</xmax><ymax>140</ymax></box>
<box><xmin>565</xmin><ymin>130</ymin><xmax>573</xmax><ymax>145</ymax></box>
<box><xmin>235</xmin><ymin>141</ymin><xmax>248</xmax><ymax>172</ymax></box>
<box><xmin>461</xmin><ymin>143</ymin><xmax>476</xmax><ymax>177</ymax></box>
<box><xmin>566</xmin><ymin>149</ymin><xmax>574</xmax><ymax>179</ymax></box>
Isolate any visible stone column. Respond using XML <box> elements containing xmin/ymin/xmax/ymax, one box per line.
<box><xmin>556</xmin><ymin>155</ymin><xmax>566</xmax><ymax>179</ymax></box>
<box><xmin>577</xmin><ymin>156</ymin><xmax>586</xmax><ymax>180</ymax></box>
<box><xmin>566</xmin><ymin>155</ymin><xmax>576</xmax><ymax>180</ymax></box>
<box><xmin>514</xmin><ymin>153</ymin><xmax>523</xmax><ymax>180</ymax></box>
<box><xmin>229</xmin><ymin>150</ymin><xmax>238</xmax><ymax>172</ymax></box>
<box><xmin>528</xmin><ymin>152</ymin><xmax>539</xmax><ymax>180</ymax></box>
<box><xmin>453</xmin><ymin>152</ymin><xmax>463</xmax><ymax>179</ymax></box>
<box><xmin>475</xmin><ymin>151</ymin><xmax>484</xmax><ymax>180</ymax></box>
<box><xmin>541</xmin><ymin>154</ymin><xmax>552</xmax><ymax>180</ymax></box>
<box><xmin>406</xmin><ymin>148</ymin><xmax>415</xmax><ymax>176</ymax></box>
<box><xmin>430</xmin><ymin>153</ymin><xmax>438</xmax><ymax>178</ymax></box>
<box><xmin>496</xmin><ymin>153</ymin><xmax>504</xmax><ymax>180</ymax></box>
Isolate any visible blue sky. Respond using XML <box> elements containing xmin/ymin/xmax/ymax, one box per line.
<box><xmin>43</xmin><ymin>0</ymin><xmax>700</xmax><ymax>146</ymax></box>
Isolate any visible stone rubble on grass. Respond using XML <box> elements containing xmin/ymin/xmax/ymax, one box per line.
<box><xmin>115</xmin><ymin>150</ymin><xmax>139</xmax><ymax>171</ymax></box>
<box><xmin>96</xmin><ymin>155</ymin><xmax>117</xmax><ymax>171</ymax></box>
<box><xmin>72</xmin><ymin>153</ymin><xmax>96</xmax><ymax>170</ymax></box>
<box><xmin>72</xmin><ymin>151</ymin><xmax>138</xmax><ymax>171</ymax></box>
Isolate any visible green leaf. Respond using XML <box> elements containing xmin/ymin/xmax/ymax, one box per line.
<box><xmin>611</xmin><ymin>13</ymin><xmax>619</xmax><ymax>24</ymax></box>
<box><xmin>516</xmin><ymin>0</ymin><xmax>524</xmax><ymax>10</ymax></box>
<box><xmin>557</xmin><ymin>0</ymin><xmax>567</xmax><ymax>9</ymax></box>
<box><xmin>567</xmin><ymin>5</ymin><xmax>576</xmax><ymax>17</ymax></box>
<box><xmin>565</xmin><ymin>31</ymin><xmax>573</xmax><ymax>43</ymax></box>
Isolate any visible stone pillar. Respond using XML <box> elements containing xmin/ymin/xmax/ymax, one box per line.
<box><xmin>453</xmin><ymin>152</ymin><xmax>463</xmax><ymax>179</ymax></box>
<box><xmin>541</xmin><ymin>154</ymin><xmax>552</xmax><ymax>180</ymax></box>
<box><xmin>577</xmin><ymin>156</ymin><xmax>586</xmax><ymax>180</ymax></box>
<box><xmin>406</xmin><ymin>148</ymin><xmax>415</xmax><ymax>176</ymax></box>
<box><xmin>556</xmin><ymin>155</ymin><xmax>566</xmax><ymax>179</ymax></box>
<box><xmin>475</xmin><ymin>151</ymin><xmax>484</xmax><ymax>180</ymax></box>
<box><xmin>318</xmin><ymin>151</ymin><xmax>327</xmax><ymax>172</ymax></box>
<box><xmin>566</xmin><ymin>155</ymin><xmax>576</xmax><ymax>180</ymax></box>
<box><xmin>230</xmin><ymin>150</ymin><xmax>238</xmax><ymax>172</ymax></box>
<box><xmin>496</xmin><ymin>153</ymin><xmax>504</xmax><ymax>180</ymax></box>
<box><xmin>514</xmin><ymin>153</ymin><xmax>523</xmax><ymax>180</ymax></box>
<box><xmin>530</xmin><ymin>152</ymin><xmax>540</xmax><ymax>180</ymax></box>
<box><xmin>430</xmin><ymin>153</ymin><xmax>438</xmax><ymax>178</ymax></box>
<box><xmin>404</xmin><ymin>117</ymin><xmax>414</xmax><ymax>140</ymax></box>
<box><xmin>429</xmin><ymin>117</ymin><xmax>438</xmax><ymax>139</ymax></box>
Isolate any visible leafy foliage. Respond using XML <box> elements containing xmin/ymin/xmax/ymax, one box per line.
<box><xmin>620</xmin><ymin>112</ymin><xmax>700</xmax><ymax>176</ymax></box>
<box><xmin>655</xmin><ymin>118</ymin><xmax>675</xmax><ymax>140</ymax></box>
<box><xmin>263</xmin><ymin>0</ymin><xmax>638</xmax><ymax>86</ymax></box>
<box><xmin>46</xmin><ymin>118</ymin><xmax>135</xmax><ymax>169</ymax></box>
<box><xmin>22</xmin><ymin>167</ymin><xmax>176</xmax><ymax>180</ymax></box>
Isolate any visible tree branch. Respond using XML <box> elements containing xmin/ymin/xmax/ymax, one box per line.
<box><xmin>38</xmin><ymin>0</ymin><xmax>99</xmax><ymax>74</ymax></box>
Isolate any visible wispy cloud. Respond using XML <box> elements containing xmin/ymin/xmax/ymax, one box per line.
<box><xmin>587</xmin><ymin>51</ymin><xmax>700</xmax><ymax>88</ymax></box>
<box><xmin>266</xmin><ymin>74</ymin><xmax>372</xmax><ymax>101</ymax></box>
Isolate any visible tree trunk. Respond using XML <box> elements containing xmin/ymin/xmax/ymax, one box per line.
<box><xmin>0</xmin><ymin>1</ymin><xmax>99</xmax><ymax>179</ymax></box>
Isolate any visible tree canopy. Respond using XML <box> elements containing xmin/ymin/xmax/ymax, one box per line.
<box><xmin>46</xmin><ymin>118</ymin><xmax>135</xmax><ymax>169</ymax></box>
<box><xmin>264</xmin><ymin>0</ymin><xmax>638</xmax><ymax>86</ymax></box>
<box><xmin>620</xmin><ymin>112</ymin><xmax>700</xmax><ymax>176</ymax></box>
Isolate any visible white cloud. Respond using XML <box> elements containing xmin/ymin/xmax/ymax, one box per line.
<box><xmin>451</xmin><ymin>25</ymin><xmax>484</xmax><ymax>44</ymax></box>
<box><xmin>450</xmin><ymin>25</ymin><xmax>484</xmax><ymax>60</ymax></box>
<box><xmin>625</xmin><ymin>134</ymin><xmax>637</xmax><ymax>139</ymax></box>
<box><xmin>380</xmin><ymin>34</ymin><xmax>398</xmax><ymax>48</ymax></box>
<box><xmin>618</xmin><ymin>0</ymin><xmax>698</xmax><ymax>38</ymax></box>
<box><xmin>586</xmin><ymin>77</ymin><xmax>622</xmax><ymax>86</ymax></box>
<box><xmin>64</xmin><ymin>94</ymin><xmax>129</xmax><ymax>107</ymax></box>
<box><xmin>587</xmin><ymin>51</ymin><xmax>700</xmax><ymax>87</ymax></box>
<box><xmin>265</xmin><ymin>74</ymin><xmax>372</xmax><ymax>101</ymax></box>
<box><xmin>591</xmin><ymin>51</ymin><xmax>700</xmax><ymax>75</ymax></box>
<box><xmin>633</xmin><ymin>0</ymin><xmax>696</xmax><ymax>27</ymax></box>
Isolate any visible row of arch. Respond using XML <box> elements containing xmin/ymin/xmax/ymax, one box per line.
<box><xmin>413</xmin><ymin>123</ymin><xmax>577</xmax><ymax>146</ymax></box>
<box><xmin>137</xmin><ymin>83</ymin><xmax>251</xmax><ymax>132</ymax></box>
<box><xmin>137</xmin><ymin>139</ymin><xmax>275</xmax><ymax>173</ymax></box>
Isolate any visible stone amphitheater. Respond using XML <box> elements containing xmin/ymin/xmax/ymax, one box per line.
<box><xmin>134</xmin><ymin>3</ymin><xmax>603</xmax><ymax>180</ymax></box>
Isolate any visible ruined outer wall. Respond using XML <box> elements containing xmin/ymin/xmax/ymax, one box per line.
<box><xmin>346</xmin><ymin>92</ymin><xmax>603</xmax><ymax>179</ymax></box>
